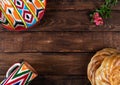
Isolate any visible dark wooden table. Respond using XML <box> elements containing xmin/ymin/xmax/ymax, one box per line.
<box><xmin>0</xmin><ymin>0</ymin><xmax>120</xmax><ymax>85</ymax></box>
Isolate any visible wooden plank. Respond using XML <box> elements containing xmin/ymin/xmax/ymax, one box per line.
<box><xmin>0</xmin><ymin>32</ymin><xmax>119</xmax><ymax>52</ymax></box>
<box><xmin>0</xmin><ymin>76</ymin><xmax>89</xmax><ymax>85</ymax></box>
<box><xmin>31</xmin><ymin>76</ymin><xmax>89</xmax><ymax>85</ymax></box>
<box><xmin>47</xmin><ymin>1</ymin><xmax>103</xmax><ymax>11</ymax></box>
<box><xmin>0</xmin><ymin>53</ymin><xmax>92</xmax><ymax>75</ymax></box>
<box><xmin>1</xmin><ymin>11</ymin><xmax>120</xmax><ymax>32</ymax></box>
<box><xmin>0</xmin><ymin>11</ymin><xmax>120</xmax><ymax>31</ymax></box>
<box><xmin>46</xmin><ymin>1</ymin><xmax>120</xmax><ymax>11</ymax></box>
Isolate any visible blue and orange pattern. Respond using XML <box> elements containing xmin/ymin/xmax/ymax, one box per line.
<box><xmin>0</xmin><ymin>0</ymin><xmax>46</xmax><ymax>31</ymax></box>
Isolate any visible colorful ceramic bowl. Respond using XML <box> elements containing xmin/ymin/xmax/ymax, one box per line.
<box><xmin>0</xmin><ymin>0</ymin><xmax>46</xmax><ymax>31</ymax></box>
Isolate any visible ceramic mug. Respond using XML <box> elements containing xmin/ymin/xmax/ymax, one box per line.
<box><xmin>0</xmin><ymin>0</ymin><xmax>46</xmax><ymax>31</ymax></box>
<box><xmin>0</xmin><ymin>61</ymin><xmax>38</xmax><ymax>85</ymax></box>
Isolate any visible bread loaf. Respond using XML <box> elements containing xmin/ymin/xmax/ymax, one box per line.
<box><xmin>87</xmin><ymin>48</ymin><xmax>120</xmax><ymax>85</ymax></box>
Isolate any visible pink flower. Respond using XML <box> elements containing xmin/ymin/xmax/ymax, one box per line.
<box><xmin>94</xmin><ymin>17</ymin><xmax>103</xmax><ymax>26</ymax></box>
<box><xmin>93</xmin><ymin>12</ymin><xmax>104</xmax><ymax>26</ymax></box>
<box><xmin>93</xmin><ymin>12</ymin><xmax>100</xmax><ymax>19</ymax></box>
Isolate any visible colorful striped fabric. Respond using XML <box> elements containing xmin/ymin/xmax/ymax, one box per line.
<box><xmin>0</xmin><ymin>0</ymin><xmax>46</xmax><ymax>31</ymax></box>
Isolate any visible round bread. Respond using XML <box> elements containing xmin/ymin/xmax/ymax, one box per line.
<box><xmin>0</xmin><ymin>0</ymin><xmax>46</xmax><ymax>31</ymax></box>
<box><xmin>87</xmin><ymin>48</ymin><xmax>119</xmax><ymax>85</ymax></box>
<box><xmin>95</xmin><ymin>54</ymin><xmax>120</xmax><ymax>85</ymax></box>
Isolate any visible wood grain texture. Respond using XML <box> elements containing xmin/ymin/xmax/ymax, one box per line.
<box><xmin>31</xmin><ymin>76</ymin><xmax>89</xmax><ymax>85</ymax></box>
<box><xmin>0</xmin><ymin>1</ymin><xmax>120</xmax><ymax>32</ymax></box>
<box><xmin>0</xmin><ymin>0</ymin><xmax>120</xmax><ymax>85</ymax></box>
<box><xmin>1</xmin><ymin>11</ymin><xmax>120</xmax><ymax>31</ymax></box>
<box><xmin>47</xmin><ymin>0</ymin><xmax>120</xmax><ymax>11</ymax></box>
<box><xmin>0</xmin><ymin>53</ymin><xmax>93</xmax><ymax>75</ymax></box>
<box><xmin>30</xmin><ymin>11</ymin><xmax>120</xmax><ymax>31</ymax></box>
<box><xmin>0</xmin><ymin>32</ymin><xmax>119</xmax><ymax>52</ymax></box>
<box><xmin>0</xmin><ymin>76</ymin><xmax>89</xmax><ymax>85</ymax></box>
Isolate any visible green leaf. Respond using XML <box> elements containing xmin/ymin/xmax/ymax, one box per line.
<box><xmin>90</xmin><ymin>14</ymin><xmax>93</xmax><ymax>17</ymax></box>
<box><xmin>90</xmin><ymin>0</ymin><xmax>118</xmax><ymax>23</ymax></box>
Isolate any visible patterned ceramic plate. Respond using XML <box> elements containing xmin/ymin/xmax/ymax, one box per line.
<box><xmin>0</xmin><ymin>0</ymin><xmax>46</xmax><ymax>31</ymax></box>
